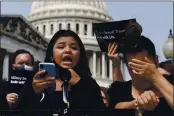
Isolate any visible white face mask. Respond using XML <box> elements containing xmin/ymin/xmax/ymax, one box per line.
<box><xmin>15</xmin><ymin>65</ymin><xmax>33</xmax><ymax>71</ymax></box>
<box><xmin>24</xmin><ymin>65</ymin><xmax>33</xmax><ymax>71</ymax></box>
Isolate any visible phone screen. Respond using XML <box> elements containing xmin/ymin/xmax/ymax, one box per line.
<box><xmin>39</xmin><ymin>63</ymin><xmax>56</xmax><ymax>78</ymax></box>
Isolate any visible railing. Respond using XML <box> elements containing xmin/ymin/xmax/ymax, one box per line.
<box><xmin>0</xmin><ymin>109</ymin><xmax>136</xmax><ymax>116</ymax></box>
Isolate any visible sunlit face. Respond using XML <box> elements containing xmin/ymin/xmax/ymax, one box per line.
<box><xmin>15</xmin><ymin>53</ymin><xmax>33</xmax><ymax>67</ymax></box>
<box><xmin>52</xmin><ymin>36</ymin><xmax>80</xmax><ymax>69</ymax></box>
<box><xmin>126</xmin><ymin>50</ymin><xmax>156</xmax><ymax>79</ymax></box>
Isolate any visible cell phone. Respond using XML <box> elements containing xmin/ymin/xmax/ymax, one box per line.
<box><xmin>39</xmin><ymin>63</ymin><xmax>56</xmax><ymax>78</ymax></box>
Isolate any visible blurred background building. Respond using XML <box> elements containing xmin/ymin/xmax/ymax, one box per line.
<box><xmin>1</xmin><ymin>1</ymin><xmax>122</xmax><ymax>87</ymax></box>
<box><xmin>0</xmin><ymin>15</ymin><xmax>48</xmax><ymax>81</ymax></box>
<box><xmin>2</xmin><ymin>1</ymin><xmax>172</xmax><ymax>87</ymax></box>
<box><xmin>27</xmin><ymin>1</ymin><xmax>123</xmax><ymax>87</ymax></box>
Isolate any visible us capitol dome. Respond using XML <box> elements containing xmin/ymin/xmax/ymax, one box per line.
<box><xmin>27</xmin><ymin>1</ymin><xmax>121</xmax><ymax>88</ymax></box>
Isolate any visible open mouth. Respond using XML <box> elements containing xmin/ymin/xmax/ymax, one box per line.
<box><xmin>63</xmin><ymin>57</ymin><xmax>72</xmax><ymax>64</ymax></box>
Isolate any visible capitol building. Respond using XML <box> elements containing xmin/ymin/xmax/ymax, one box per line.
<box><xmin>0</xmin><ymin>1</ymin><xmax>127</xmax><ymax>88</ymax></box>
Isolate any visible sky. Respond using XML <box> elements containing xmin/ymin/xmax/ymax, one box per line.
<box><xmin>1</xmin><ymin>1</ymin><xmax>173</xmax><ymax>62</ymax></box>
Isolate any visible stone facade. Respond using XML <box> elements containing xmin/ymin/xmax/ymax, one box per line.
<box><xmin>0</xmin><ymin>15</ymin><xmax>48</xmax><ymax>81</ymax></box>
<box><xmin>0</xmin><ymin>1</ymin><xmax>129</xmax><ymax>87</ymax></box>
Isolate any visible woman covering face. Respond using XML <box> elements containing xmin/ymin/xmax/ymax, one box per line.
<box><xmin>107</xmin><ymin>36</ymin><xmax>174</xmax><ymax>116</ymax></box>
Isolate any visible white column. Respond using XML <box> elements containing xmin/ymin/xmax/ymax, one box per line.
<box><xmin>71</xmin><ymin>22</ymin><xmax>76</xmax><ymax>32</ymax></box>
<box><xmin>89</xmin><ymin>55</ymin><xmax>93</xmax><ymax>74</ymax></box>
<box><xmin>92</xmin><ymin>51</ymin><xmax>96</xmax><ymax>77</ymax></box>
<box><xmin>87</xmin><ymin>23</ymin><xmax>92</xmax><ymax>36</ymax></box>
<box><xmin>79</xmin><ymin>22</ymin><xmax>84</xmax><ymax>36</ymax></box>
<box><xmin>62</xmin><ymin>21</ymin><xmax>66</xmax><ymax>30</ymax></box>
<box><xmin>46</xmin><ymin>22</ymin><xmax>50</xmax><ymax>37</ymax></box>
<box><xmin>109</xmin><ymin>59</ymin><xmax>113</xmax><ymax>80</ymax></box>
<box><xmin>122</xmin><ymin>61</ymin><xmax>132</xmax><ymax>81</ymax></box>
<box><xmin>54</xmin><ymin>21</ymin><xmax>58</xmax><ymax>34</ymax></box>
<box><xmin>121</xmin><ymin>61</ymin><xmax>125</xmax><ymax>80</ymax></box>
<box><xmin>2</xmin><ymin>53</ymin><xmax>9</xmax><ymax>81</ymax></box>
<box><xmin>102</xmin><ymin>53</ymin><xmax>106</xmax><ymax>79</ymax></box>
<box><xmin>38</xmin><ymin>23</ymin><xmax>42</xmax><ymax>34</ymax></box>
<box><xmin>96</xmin><ymin>53</ymin><xmax>100</xmax><ymax>78</ymax></box>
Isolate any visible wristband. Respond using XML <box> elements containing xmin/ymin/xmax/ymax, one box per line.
<box><xmin>135</xmin><ymin>98</ymin><xmax>143</xmax><ymax>116</ymax></box>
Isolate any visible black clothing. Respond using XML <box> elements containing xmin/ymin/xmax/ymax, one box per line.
<box><xmin>18</xmin><ymin>76</ymin><xmax>105</xmax><ymax>113</ymax></box>
<box><xmin>0</xmin><ymin>70</ymin><xmax>37</xmax><ymax>112</ymax></box>
<box><xmin>0</xmin><ymin>80</ymin><xmax>9</xmax><ymax>110</ymax></box>
<box><xmin>108</xmin><ymin>75</ymin><xmax>174</xmax><ymax>116</ymax></box>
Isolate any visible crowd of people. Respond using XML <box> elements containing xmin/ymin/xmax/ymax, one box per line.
<box><xmin>0</xmin><ymin>29</ymin><xmax>173</xmax><ymax>116</ymax></box>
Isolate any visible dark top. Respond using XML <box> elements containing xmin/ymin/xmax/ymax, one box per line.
<box><xmin>108</xmin><ymin>74</ymin><xmax>174</xmax><ymax>116</ymax></box>
<box><xmin>0</xmin><ymin>80</ymin><xmax>9</xmax><ymax>110</ymax></box>
<box><xmin>17</xmin><ymin>76</ymin><xmax>105</xmax><ymax>113</ymax></box>
<box><xmin>0</xmin><ymin>71</ymin><xmax>36</xmax><ymax>110</ymax></box>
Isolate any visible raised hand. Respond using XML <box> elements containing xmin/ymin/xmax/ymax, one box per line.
<box><xmin>108</xmin><ymin>43</ymin><xmax>121</xmax><ymax>65</ymax></box>
<box><xmin>32</xmin><ymin>70</ymin><xmax>56</xmax><ymax>93</ymax></box>
<box><xmin>128</xmin><ymin>57</ymin><xmax>160</xmax><ymax>81</ymax></box>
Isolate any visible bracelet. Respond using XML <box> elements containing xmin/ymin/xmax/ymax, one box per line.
<box><xmin>135</xmin><ymin>98</ymin><xmax>143</xmax><ymax>116</ymax></box>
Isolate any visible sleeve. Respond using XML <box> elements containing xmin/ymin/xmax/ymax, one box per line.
<box><xmin>16</xmin><ymin>78</ymin><xmax>42</xmax><ymax>110</ymax></box>
<box><xmin>70</xmin><ymin>77</ymin><xmax>106</xmax><ymax>109</ymax></box>
<box><xmin>107</xmin><ymin>81</ymin><xmax>132</xmax><ymax>109</ymax></box>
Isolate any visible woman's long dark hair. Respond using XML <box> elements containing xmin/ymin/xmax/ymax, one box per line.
<box><xmin>44</xmin><ymin>30</ymin><xmax>92</xmax><ymax>78</ymax></box>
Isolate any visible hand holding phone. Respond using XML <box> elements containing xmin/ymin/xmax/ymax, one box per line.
<box><xmin>39</xmin><ymin>63</ymin><xmax>56</xmax><ymax>78</ymax></box>
<box><xmin>32</xmin><ymin>63</ymin><xmax>57</xmax><ymax>93</ymax></box>
<box><xmin>32</xmin><ymin>70</ymin><xmax>56</xmax><ymax>93</ymax></box>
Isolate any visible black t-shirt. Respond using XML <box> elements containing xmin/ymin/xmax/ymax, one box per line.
<box><xmin>18</xmin><ymin>76</ymin><xmax>106</xmax><ymax>113</ymax></box>
<box><xmin>39</xmin><ymin>77</ymin><xmax>106</xmax><ymax>110</ymax></box>
<box><xmin>108</xmin><ymin>74</ymin><xmax>174</xmax><ymax>116</ymax></box>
